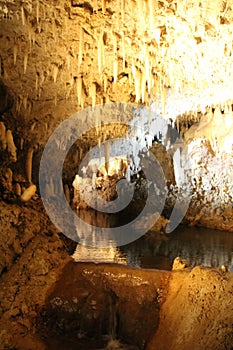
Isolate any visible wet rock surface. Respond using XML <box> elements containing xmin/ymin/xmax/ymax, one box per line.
<box><xmin>38</xmin><ymin>262</ymin><xmax>169</xmax><ymax>350</ymax></box>
<box><xmin>37</xmin><ymin>262</ymin><xmax>233</xmax><ymax>350</ymax></box>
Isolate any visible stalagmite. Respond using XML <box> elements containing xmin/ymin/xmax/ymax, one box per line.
<box><xmin>13</xmin><ymin>45</ymin><xmax>17</xmax><ymax>66</ymax></box>
<box><xmin>20</xmin><ymin>184</ymin><xmax>37</xmax><ymax>202</ymax></box>
<box><xmin>14</xmin><ymin>183</ymin><xmax>21</xmax><ymax>196</ymax></box>
<box><xmin>5</xmin><ymin>168</ymin><xmax>13</xmax><ymax>191</ymax></box>
<box><xmin>26</xmin><ymin>148</ymin><xmax>34</xmax><ymax>183</ymax></box>
<box><xmin>221</xmin><ymin>265</ymin><xmax>228</xmax><ymax>272</ymax></box>
<box><xmin>6</xmin><ymin>130</ymin><xmax>17</xmax><ymax>162</ymax></box>
<box><xmin>0</xmin><ymin>122</ymin><xmax>6</xmax><ymax>150</ymax></box>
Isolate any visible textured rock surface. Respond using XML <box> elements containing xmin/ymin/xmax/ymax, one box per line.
<box><xmin>147</xmin><ymin>266</ymin><xmax>233</xmax><ymax>350</ymax></box>
<box><xmin>0</xmin><ymin>198</ymin><xmax>72</xmax><ymax>350</ymax></box>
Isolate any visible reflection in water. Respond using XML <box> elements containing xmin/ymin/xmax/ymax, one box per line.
<box><xmin>72</xmin><ymin>245</ymin><xmax>127</xmax><ymax>264</ymax></box>
<box><xmin>73</xmin><ymin>210</ymin><xmax>233</xmax><ymax>272</ymax></box>
<box><xmin>121</xmin><ymin>227</ymin><xmax>233</xmax><ymax>271</ymax></box>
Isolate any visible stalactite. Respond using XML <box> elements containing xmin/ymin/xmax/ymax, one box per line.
<box><xmin>105</xmin><ymin>94</ymin><xmax>110</xmax><ymax>104</ymax></box>
<box><xmin>121</xmin><ymin>0</ymin><xmax>125</xmax><ymax>22</ymax></box>
<box><xmin>64</xmin><ymin>184</ymin><xmax>70</xmax><ymax>203</ymax></box>
<box><xmin>141</xmin><ymin>70</ymin><xmax>146</xmax><ymax>103</ymax></box>
<box><xmin>90</xmin><ymin>83</ymin><xmax>96</xmax><ymax>109</ymax></box>
<box><xmin>113</xmin><ymin>58</ymin><xmax>118</xmax><ymax>84</ymax></box>
<box><xmin>135</xmin><ymin>70</ymin><xmax>142</xmax><ymax>103</ymax></box>
<box><xmin>95</xmin><ymin>106</ymin><xmax>100</xmax><ymax>132</ymax></box>
<box><xmin>21</xmin><ymin>6</ymin><xmax>25</xmax><ymax>25</ymax></box>
<box><xmin>53</xmin><ymin>64</ymin><xmax>59</xmax><ymax>83</ymax></box>
<box><xmin>52</xmin><ymin>19</ymin><xmax>56</xmax><ymax>40</ymax></box>
<box><xmin>36</xmin><ymin>0</ymin><xmax>39</xmax><ymax>23</ymax></box>
<box><xmin>20</xmin><ymin>138</ymin><xmax>24</xmax><ymax>150</ymax></box>
<box><xmin>122</xmin><ymin>33</ymin><xmax>125</xmax><ymax>70</ymax></box>
<box><xmin>161</xmin><ymin>85</ymin><xmax>167</xmax><ymax>117</ymax></box>
<box><xmin>4</xmin><ymin>67</ymin><xmax>8</xmax><ymax>80</ymax></box>
<box><xmin>98</xmin><ymin>34</ymin><xmax>103</xmax><ymax>74</ymax></box>
<box><xmin>78</xmin><ymin>28</ymin><xmax>83</xmax><ymax>71</ymax></box>
<box><xmin>0</xmin><ymin>122</ymin><xmax>6</xmax><ymax>150</ymax></box>
<box><xmin>54</xmin><ymin>93</ymin><xmax>57</xmax><ymax>106</ymax></box>
<box><xmin>104</xmin><ymin>142</ymin><xmax>110</xmax><ymax>175</ymax></box>
<box><xmin>32</xmin><ymin>31</ymin><xmax>36</xmax><ymax>45</ymax></box>
<box><xmin>79</xmin><ymin>147</ymin><xmax>83</xmax><ymax>160</ymax></box>
<box><xmin>104</xmin><ymin>75</ymin><xmax>107</xmax><ymax>93</ymax></box>
<box><xmin>177</xmin><ymin>116</ymin><xmax>180</xmax><ymax>133</ymax></box>
<box><xmin>20</xmin><ymin>184</ymin><xmax>37</xmax><ymax>202</ymax></box>
<box><xmin>131</xmin><ymin>59</ymin><xmax>136</xmax><ymax>95</ymax></box>
<box><xmin>26</xmin><ymin>148</ymin><xmax>34</xmax><ymax>183</ymax></box>
<box><xmin>23</xmin><ymin>95</ymin><xmax>28</xmax><ymax>110</ymax></box>
<box><xmin>76</xmin><ymin>76</ymin><xmax>82</xmax><ymax>107</ymax></box>
<box><xmin>148</xmin><ymin>105</ymin><xmax>151</xmax><ymax>124</ymax></box>
<box><xmin>98</xmin><ymin>137</ymin><xmax>101</xmax><ymax>149</ymax></box>
<box><xmin>35</xmin><ymin>74</ymin><xmax>38</xmax><ymax>91</ymax></box>
<box><xmin>13</xmin><ymin>44</ymin><xmax>17</xmax><ymax>66</ymax></box>
<box><xmin>28</xmin><ymin>28</ymin><xmax>32</xmax><ymax>51</ymax></box>
<box><xmin>102</xmin><ymin>0</ymin><xmax>106</xmax><ymax>14</ymax></box>
<box><xmin>145</xmin><ymin>52</ymin><xmax>151</xmax><ymax>94</ymax></box>
<box><xmin>66</xmin><ymin>54</ymin><xmax>71</xmax><ymax>70</ymax></box>
<box><xmin>24</xmin><ymin>52</ymin><xmax>28</xmax><ymax>74</ymax></box>
<box><xmin>148</xmin><ymin>0</ymin><xmax>154</xmax><ymax>29</ymax></box>
<box><xmin>28</xmin><ymin>101</ymin><xmax>32</xmax><ymax>115</ymax></box>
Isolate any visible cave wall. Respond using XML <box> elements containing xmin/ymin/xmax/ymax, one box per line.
<box><xmin>0</xmin><ymin>1</ymin><xmax>233</xmax><ymax>226</ymax></box>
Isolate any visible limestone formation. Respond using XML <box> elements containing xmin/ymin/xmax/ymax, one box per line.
<box><xmin>0</xmin><ymin>121</ymin><xmax>6</xmax><ymax>150</ymax></box>
<box><xmin>20</xmin><ymin>184</ymin><xmax>37</xmax><ymax>202</ymax></box>
<box><xmin>5</xmin><ymin>130</ymin><xmax>17</xmax><ymax>162</ymax></box>
<box><xmin>172</xmin><ymin>257</ymin><xmax>188</xmax><ymax>271</ymax></box>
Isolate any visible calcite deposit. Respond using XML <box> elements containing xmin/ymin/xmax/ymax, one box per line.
<box><xmin>0</xmin><ymin>0</ymin><xmax>233</xmax><ymax>349</ymax></box>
